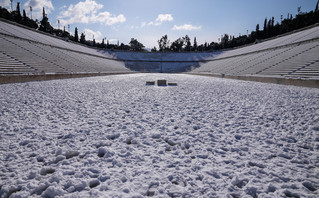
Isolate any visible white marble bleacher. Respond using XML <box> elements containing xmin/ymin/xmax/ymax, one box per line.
<box><xmin>295</xmin><ymin>61</ymin><xmax>319</xmax><ymax>77</ymax></box>
<box><xmin>197</xmin><ymin>56</ymin><xmax>237</xmax><ymax>74</ymax></box>
<box><xmin>235</xmin><ymin>51</ymin><xmax>273</xmax><ymax>75</ymax></box>
<box><xmin>224</xmin><ymin>54</ymin><xmax>260</xmax><ymax>75</ymax></box>
<box><xmin>193</xmin><ymin>25</ymin><xmax>319</xmax><ymax>79</ymax></box>
<box><xmin>259</xmin><ymin>41</ymin><xmax>319</xmax><ymax>76</ymax></box>
<box><xmin>201</xmin><ymin>48</ymin><xmax>289</xmax><ymax>75</ymax></box>
<box><xmin>285</xmin><ymin>43</ymin><xmax>319</xmax><ymax>78</ymax></box>
<box><xmin>291</xmin><ymin>26</ymin><xmax>319</xmax><ymax>43</ymax></box>
<box><xmin>219</xmin><ymin>54</ymin><xmax>252</xmax><ymax>75</ymax></box>
<box><xmin>212</xmin><ymin>26</ymin><xmax>319</xmax><ymax>60</ymax></box>
<box><xmin>245</xmin><ymin>46</ymin><xmax>302</xmax><ymax>76</ymax></box>
<box><xmin>0</xmin><ymin>51</ymin><xmax>36</xmax><ymax>75</ymax></box>
<box><xmin>58</xmin><ymin>49</ymin><xmax>127</xmax><ymax>73</ymax></box>
<box><xmin>32</xmin><ymin>43</ymin><xmax>90</xmax><ymax>73</ymax></box>
<box><xmin>0</xmin><ymin>35</ymin><xmax>66</xmax><ymax>73</ymax></box>
<box><xmin>0</xmin><ymin>21</ymin><xmax>77</xmax><ymax>51</ymax></box>
<box><xmin>0</xmin><ymin>20</ymin><xmax>130</xmax><ymax>75</ymax></box>
<box><xmin>0</xmin><ymin>20</ymin><xmax>115</xmax><ymax>58</ymax></box>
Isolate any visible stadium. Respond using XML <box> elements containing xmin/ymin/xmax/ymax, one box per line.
<box><xmin>1</xmin><ymin>6</ymin><xmax>319</xmax><ymax>198</ymax></box>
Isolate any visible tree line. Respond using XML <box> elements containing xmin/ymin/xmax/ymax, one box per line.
<box><xmin>1</xmin><ymin>1</ymin><xmax>319</xmax><ymax>52</ymax></box>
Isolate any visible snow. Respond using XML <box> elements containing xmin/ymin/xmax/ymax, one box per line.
<box><xmin>0</xmin><ymin>73</ymin><xmax>319</xmax><ymax>197</ymax></box>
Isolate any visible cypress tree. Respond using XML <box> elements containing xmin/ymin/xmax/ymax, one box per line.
<box><xmin>101</xmin><ymin>38</ymin><xmax>105</xmax><ymax>48</ymax></box>
<box><xmin>40</xmin><ymin>7</ymin><xmax>48</xmax><ymax>32</ymax></box>
<box><xmin>184</xmin><ymin>35</ymin><xmax>191</xmax><ymax>51</ymax></box>
<box><xmin>256</xmin><ymin>24</ymin><xmax>260</xmax><ymax>39</ymax></box>
<box><xmin>74</xmin><ymin>27</ymin><xmax>79</xmax><ymax>42</ymax></box>
<box><xmin>15</xmin><ymin>2</ymin><xmax>22</xmax><ymax>22</ymax></box>
<box><xmin>193</xmin><ymin>37</ymin><xmax>198</xmax><ymax>51</ymax></box>
<box><xmin>263</xmin><ymin>18</ymin><xmax>268</xmax><ymax>38</ymax></box>
<box><xmin>23</xmin><ymin>9</ymin><xmax>27</xmax><ymax>21</ymax></box>
<box><xmin>42</xmin><ymin>7</ymin><xmax>45</xmax><ymax>19</ymax></box>
<box><xmin>16</xmin><ymin>3</ymin><xmax>21</xmax><ymax>14</ymax></box>
<box><xmin>80</xmin><ymin>32</ymin><xmax>85</xmax><ymax>44</ymax></box>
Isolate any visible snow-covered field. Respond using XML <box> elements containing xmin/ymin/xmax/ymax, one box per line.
<box><xmin>0</xmin><ymin>74</ymin><xmax>319</xmax><ymax>197</ymax></box>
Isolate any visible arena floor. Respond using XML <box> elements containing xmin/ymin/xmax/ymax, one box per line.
<box><xmin>1</xmin><ymin>74</ymin><xmax>318</xmax><ymax>197</ymax></box>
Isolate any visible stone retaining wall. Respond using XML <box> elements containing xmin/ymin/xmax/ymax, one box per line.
<box><xmin>190</xmin><ymin>73</ymin><xmax>319</xmax><ymax>88</ymax></box>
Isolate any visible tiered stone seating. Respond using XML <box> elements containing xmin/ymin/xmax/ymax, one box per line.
<box><xmin>0</xmin><ymin>51</ymin><xmax>36</xmax><ymax>75</ymax></box>
<box><xmin>0</xmin><ymin>35</ymin><xmax>67</xmax><ymax>73</ymax></box>
<box><xmin>192</xmin><ymin>25</ymin><xmax>319</xmax><ymax>79</ymax></box>
<box><xmin>213</xmin><ymin>26</ymin><xmax>319</xmax><ymax>59</ymax></box>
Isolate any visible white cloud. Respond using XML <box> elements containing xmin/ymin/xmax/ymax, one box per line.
<box><xmin>148</xmin><ymin>14</ymin><xmax>173</xmax><ymax>26</ymax></box>
<box><xmin>0</xmin><ymin>0</ymin><xmax>17</xmax><ymax>11</ymax></box>
<box><xmin>83</xmin><ymin>28</ymin><xmax>102</xmax><ymax>41</ymax></box>
<box><xmin>23</xmin><ymin>0</ymin><xmax>54</xmax><ymax>19</ymax></box>
<box><xmin>58</xmin><ymin>0</ymin><xmax>126</xmax><ymax>26</ymax></box>
<box><xmin>91</xmin><ymin>12</ymin><xmax>126</xmax><ymax>25</ymax></box>
<box><xmin>156</xmin><ymin>14</ymin><xmax>173</xmax><ymax>23</ymax></box>
<box><xmin>0</xmin><ymin>0</ymin><xmax>10</xmax><ymax>9</ymax></box>
<box><xmin>172</xmin><ymin>24</ymin><xmax>202</xmax><ymax>31</ymax></box>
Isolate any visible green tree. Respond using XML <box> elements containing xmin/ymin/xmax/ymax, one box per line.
<box><xmin>316</xmin><ymin>0</ymin><xmax>319</xmax><ymax>12</ymax></box>
<box><xmin>101</xmin><ymin>38</ymin><xmax>106</xmax><ymax>48</ymax></box>
<box><xmin>22</xmin><ymin>9</ymin><xmax>26</xmax><ymax>21</ymax></box>
<box><xmin>158</xmin><ymin>35</ymin><xmax>170</xmax><ymax>52</ymax></box>
<box><xmin>267</xmin><ymin>17</ymin><xmax>274</xmax><ymax>37</ymax></box>
<box><xmin>204</xmin><ymin>42</ymin><xmax>208</xmax><ymax>50</ymax></box>
<box><xmin>193</xmin><ymin>37</ymin><xmax>198</xmax><ymax>51</ymax></box>
<box><xmin>119</xmin><ymin>43</ymin><xmax>130</xmax><ymax>50</ymax></box>
<box><xmin>74</xmin><ymin>27</ymin><xmax>79</xmax><ymax>42</ymax></box>
<box><xmin>255</xmin><ymin>24</ymin><xmax>260</xmax><ymax>39</ymax></box>
<box><xmin>39</xmin><ymin>7</ymin><xmax>53</xmax><ymax>33</ymax></box>
<box><xmin>183</xmin><ymin>35</ymin><xmax>191</xmax><ymax>51</ymax></box>
<box><xmin>129</xmin><ymin>38</ymin><xmax>145</xmax><ymax>51</ymax></box>
<box><xmin>263</xmin><ymin>17</ymin><xmax>268</xmax><ymax>38</ymax></box>
<box><xmin>298</xmin><ymin>6</ymin><xmax>301</xmax><ymax>15</ymax></box>
<box><xmin>0</xmin><ymin>6</ymin><xmax>11</xmax><ymax>20</ymax></box>
<box><xmin>16</xmin><ymin>2</ymin><xmax>22</xmax><ymax>21</ymax></box>
<box><xmin>62</xmin><ymin>26</ymin><xmax>70</xmax><ymax>37</ymax></box>
<box><xmin>170</xmin><ymin>38</ymin><xmax>184</xmax><ymax>52</ymax></box>
<box><xmin>80</xmin><ymin>32</ymin><xmax>85</xmax><ymax>44</ymax></box>
<box><xmin>221</xmin><ymin>34</ymin><xmax>229</xmax><ymax>48</ymax></box>
<box><xmin>11</xmin><ymin>2</ymin><xmax>22</xmax><ymax>22</ymax></box>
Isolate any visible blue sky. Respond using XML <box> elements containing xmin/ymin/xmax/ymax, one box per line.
<box><xmin>0</xmin><ymin>0</ymin><xmax>317</xmax><ymax>48</ymax></box>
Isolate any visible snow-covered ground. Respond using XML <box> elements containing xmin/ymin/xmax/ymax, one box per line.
<box><xmin>0</xmin><ymin>74</ymin><xmax>319</xmax><ymax>197</ymax></box>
